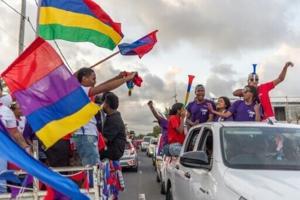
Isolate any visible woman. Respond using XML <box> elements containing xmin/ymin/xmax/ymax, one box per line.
<box><xmin>214</xmin><ymin>96</ymin><xmax>232</xmax><ymax>122</ymax></box>
<box><xmin>147</xmin><ymin>100</ymin><xmax>168</xmax><ymax>156</ymax></box>
<box><xmin>167</xmin><ymin>103</ymin><xmax>186</xmax><ymax>156</ymax></box>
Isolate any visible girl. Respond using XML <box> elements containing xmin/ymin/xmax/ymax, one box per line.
<box><xmin>214</xmin><ymin>96</ymin><xmax>232</xmax><ymax>122</ymax></box>
<box><xmin>167</xmin><ymin>103</ymin><xmax>186</xmax><ymax>156</ymax></box>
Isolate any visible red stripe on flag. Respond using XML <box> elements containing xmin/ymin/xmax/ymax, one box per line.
<box><xmin>83</xmin><ymin>0</ymin><xmax>123</xmax><ymax>37</ymax></box>
<box><xmin>1</xmin><ymin>37</ymin><xmax>63</xmax><ymax>94</ymax></box>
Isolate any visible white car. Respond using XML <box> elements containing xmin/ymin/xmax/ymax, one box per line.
<box><xmin>141</xmin><ymin>136</ymin><xmax>153</xmax><ymax>152</ymax></box>
<box><xmin>147</xmin><ymin>138</ymin><xmax>158</xmax><ymax>157</ymax></box>
<box><xmin>166</xmin><ymin>122</ymin><xmax>300</xmax><ymax>200</ymax></box>
<box><xmin>119</xmin><ymin>140</ymin><xmax>138</xmax><ymax>172</ymax></box>
<box><xmin>154</xmin><ymin>134</ymin><xmax>163</xmax><ymax>176</ymax></box>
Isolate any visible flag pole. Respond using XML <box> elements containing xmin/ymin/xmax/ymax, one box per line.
<box><xmin>90</xmin><ymin>51</ymin><xmax>120</xmax><ymax>69</ymax></box>
<box><xmin>18</xmin><ymin>0</ymin><xmax>26</xmax><ymax>55</ymax></box>
<box><xmin>36</xmin><ymin>0</ymin><xmax>41</xmax><ymax>38</ymax></box>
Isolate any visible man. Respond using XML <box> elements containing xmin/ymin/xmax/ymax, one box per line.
<box><xmin>0</xmin><ymin>82</ymin><xmax>30</xmax><ymax>193</ymax></box>
<box><xmin>0</xmin><ymin>81</ymin><xmax>13</xmax><ymax>107</ymax></box>
<box><xmin>233</xmin><ymin>62</ymin><xmax>294</xmax><ymax>121</ymax></box>
<box><xmin>186</xmin><ymin>84</ymin><xmax>215</xmax><ymax>129</ymax></box>
<box><xmin>74</xmin><ymin>68</ymin><xmax>135</xmax><ymax>166</ymax></box>
<box><xmin>100</xmin><ymin>92</ymin><xmax>126</xmax><ymax>161</ymax></box>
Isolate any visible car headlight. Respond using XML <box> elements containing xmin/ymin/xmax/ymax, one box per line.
<box><xmin>239</xmin><ymin>197</ymin><xmax>247</xmax><ymax>200</ymax></box>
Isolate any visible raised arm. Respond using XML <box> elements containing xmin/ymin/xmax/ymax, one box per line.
<box><xmin>272</xmin><ymin>62</ymin><xmax>294</xmax><ymax>87</ymax></box>
<box><xmin>99</xmin><ymin>71</ymin><xmax>126</xmax><ymax>86</ymax></box>
<box><xmin>233</xmin><ymin>89</ymin><xmax>243</xmax><ymax>97</ymax></box>
<box><xmin>89</xmin><ymin>72</ymin><xmax>136</xmax><ymax>96</ymax></box>
<box><xmin>147</xmin><ymin>101</ymin><xmax>163</xmax><ymax>121</ymax></box>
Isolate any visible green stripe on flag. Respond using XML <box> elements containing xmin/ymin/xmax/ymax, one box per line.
<box><xmin>39</xmin><ymin>24</ymin><xmax>117</xmax><ymax>50</ymax></box>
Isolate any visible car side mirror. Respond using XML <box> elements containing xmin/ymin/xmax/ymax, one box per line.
<box><xmin>180</xmin><ymin>151</ymin><xmax>210</xmax><ymax>169</ymax></box>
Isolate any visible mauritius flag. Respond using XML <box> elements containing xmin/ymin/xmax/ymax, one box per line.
<box><xmin>39</xmin><ymin>0</ymin><xmax>123</xmax><ymax>50</ymax></box>
<box><xmin>1</xmin><ymin>37</ymin><xmax>99</xmax><ymax>148</ymax></box>
<box><xmin>118</xmin><ymin>30</ymin><xmax>158</xmax><ymax>58</ymax></box>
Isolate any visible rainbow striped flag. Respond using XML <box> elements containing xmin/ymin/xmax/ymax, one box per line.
<box><xmin>1</xmin><ymin>37</ymin><xmax>100</xmax><ymax>148</ymax></box>
<box><xmin>39</xmin><ymin>0</ymin><xmax>123</xmax><ymax>50</ymax></box>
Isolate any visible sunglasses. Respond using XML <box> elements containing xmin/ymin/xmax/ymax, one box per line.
<box><xmin>249</xmin><ymin>78</ymin><xmax>259</xmax><ymax>82</ymax></box>
<box><xmin>242</xmin><ymin>88</ymin><xmax>251</xmax><ymax>93</ymax></box>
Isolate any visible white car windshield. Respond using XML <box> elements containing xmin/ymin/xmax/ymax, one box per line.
<box><xmin>143</xmin><ymin>137</ymin><xmax>151</xmax><ymax>143</ymax></box>
<box><xmin>151</xmin><ymin>139</ymin><xmax>158</xmax><ymax>145</ymax></box>
<box><xmin>221</xmin><ymin>127</ymin><xmax>300</xmax><ymax>170</ymax></box>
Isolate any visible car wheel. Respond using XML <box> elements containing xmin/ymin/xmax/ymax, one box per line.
<box><xmin>132</xmin><ymin>164</ymin><xmax>138</xmax><ymax>172</ymax></box>
<box><xmin>166</xmin><ymin>183</ymin><xmax>173</xmax><ymax>200</ymax></box>
<box><xmin>160</xmin><ymin>181</ymin><xmax>166</xmax><ymax>194</ymax></box>
<box><xmin>156</xmin><ymin>173</ymin><xmax>160</xmax><ymax>183</ymax></box>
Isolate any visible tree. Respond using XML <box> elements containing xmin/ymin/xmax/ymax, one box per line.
<box><xmin>152</xmin><ymin>125</ymin><xmax>161</xmax><ymax>138</ymax></box>
<box><xmin>164</xmin><ymin>107</ymin><xmax>170</xmax><ymax>118</ymax></box>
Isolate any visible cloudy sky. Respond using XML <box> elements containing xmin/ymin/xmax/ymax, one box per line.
<box><xmin>1</xmin><ymin>0</ymin><xmax>300</xmax><ymax>134</ymax></box>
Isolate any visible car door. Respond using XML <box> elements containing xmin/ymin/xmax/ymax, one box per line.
<box><xmin>189</xmin><ymin>127</ymin><xmax>215</xmax><ymax>200</ymax></box>
<box><xmin>173</xmin><ymin>127</ymin><xmax>202</xmax><ymax>200</ymax></box>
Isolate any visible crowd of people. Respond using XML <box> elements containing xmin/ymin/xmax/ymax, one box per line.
<box><xmin>0</xmin><ymin>67</ymin><xmax>136</xmax><ymax>193</ymax></box>
<box><xmin>148</xmin><ymin>61</ymin><xmax>294</xmax><ymax>157</ymax></box>
<box><xmin>0</xmin><ymin>61</ymin><xmax>295</xmax><ymax>194</ymax></box>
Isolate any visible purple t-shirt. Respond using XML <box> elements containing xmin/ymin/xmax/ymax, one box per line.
<box><xmin>228</xmin><ymin>100</ymin><xmax>257</xmax><ymax>121</ymax></box>
<box><xmin>159</xmin><ymin>118</ymin><xmax>168</xmax><ymax>146</ymax></box>
<box><xmin>214</xmin><ymin>110</ymin><xmax>233</xmax><ymax>122</ymax></box>
<box><xmin>187</xmin><ymin>99</ymin><xmax>215</xmax><ymax>123</ymax></box>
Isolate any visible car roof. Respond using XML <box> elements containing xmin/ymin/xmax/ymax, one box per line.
<box><xmin>190</xmin><ymin>121</ymin><xmax>300</xmax><ymax>130</ymax></box>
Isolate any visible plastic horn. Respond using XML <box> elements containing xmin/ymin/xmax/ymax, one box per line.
<box><xmin>184</xmin><ymin>75</ymin><xmax>195</xmax><ymax>106</ymax></box>
<box><xmin>252</xmin><ymin>64</ymin><xmax>257</xmax><ymax>74</ymax></box>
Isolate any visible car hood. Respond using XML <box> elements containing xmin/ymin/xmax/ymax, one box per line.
<box><xmin>224</xmin><ymin>169</ymin><xmax>300</xmax><ymax>200</ymax></box>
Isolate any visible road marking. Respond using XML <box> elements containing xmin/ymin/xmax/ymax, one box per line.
<box><xmin>139</xmin><ymin>170</ymin><xmax>143</xmax><ymax>174</ymax></box>
<box><xmin>138</xmin><ymin>193</ymin><xmax>146</xmax><ymax>200</ymax></box>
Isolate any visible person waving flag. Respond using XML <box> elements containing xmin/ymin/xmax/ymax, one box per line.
<box><xmin>1</xmin><ymin>37</ymin><xmax>100</xmax><ymax>149</ymax></box>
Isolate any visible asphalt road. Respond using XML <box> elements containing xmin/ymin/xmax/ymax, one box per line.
<box><xmin>119</xmin><ymin>152</ymin><xmax>165</xmax><ymax>200</ymax></box>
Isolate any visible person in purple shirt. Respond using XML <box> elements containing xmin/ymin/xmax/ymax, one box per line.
<box><xmin>214</xmin><ymin>96</ymin><xmax>232</xmax><ymax>122</ymax></box>
<box><xmin>147</xmin><ymin>100</ymin><xmax>168</xmax><ymax>155</ymax></box>
<box><xmin>186</xmin><ymin>84</ymin><xmax>215</xmax><ymax>129</ymax></box>
<box><xmin>209</xmin><ymin>86</ymin><xmax>261</xmax><ymax>121</ymax></box>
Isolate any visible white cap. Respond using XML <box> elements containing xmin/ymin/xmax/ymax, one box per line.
<box><xmin>0</xmin><ymin>94</ymin><xmax>13</xmax><ymax>107</ymax></box>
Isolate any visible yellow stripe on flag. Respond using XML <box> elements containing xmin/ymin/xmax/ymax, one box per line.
<box><xmin>37</xmin><ymin>102</ymin><xmax>100</xmax><ymax>148</ymax></box>
<box><xmin>39</xmin><ymin>7</ymin><xmax>122</xmax><ymax>45</ymax></box>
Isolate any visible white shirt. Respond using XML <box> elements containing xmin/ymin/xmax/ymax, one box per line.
<box><xmin>74</xmin><ymin>86</ymin><xmax>98</xmax><ymax>136</ymax></box>
<box><xmin>0</xmin><ymin>104</ymin><xmax>17</xmax><ymax>192</ymax></box>
<box><xmin>0</xmin><ymin>104</ymin><xmax>17</xmax><ymax>129</ymax></box>
<box><xmin>0</xmin><ymin>94</ymin><xmax>13</xmax><ymax>108</ymax></box>
<box><xmin>17</xmin><ymin>116</ymin><xmax>26</xmax><ymax>133</ymax></box>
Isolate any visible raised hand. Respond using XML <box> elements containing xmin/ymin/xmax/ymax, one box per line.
<box><xmin>285</xmin><ymin>61</ymin><xmax>294</xmax><ymax>68</ymax></box>
<box><xmin>147</xmin><ymin>100</ymin><xmax>153</xmax><ymax>107</ymax></box>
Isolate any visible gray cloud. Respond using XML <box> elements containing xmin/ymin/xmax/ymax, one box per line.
<box><xmin>1</xmin><ymin>1</ymin><xmax>300</xmax><ymax>134</ymax></box>
<box><xmin>89</xmin><ymin>61</ymin><xmax>190</xmax><ymax>134</ymax></box>
<box><xmin>205</xmin><ymin>64</ymin><xmax>238</xmax><ymax>97</ymax></box>
<box><xmin>101</xmin><ymin>0</ymin><xmax>300</xmax><ymax>55</ymax></box>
